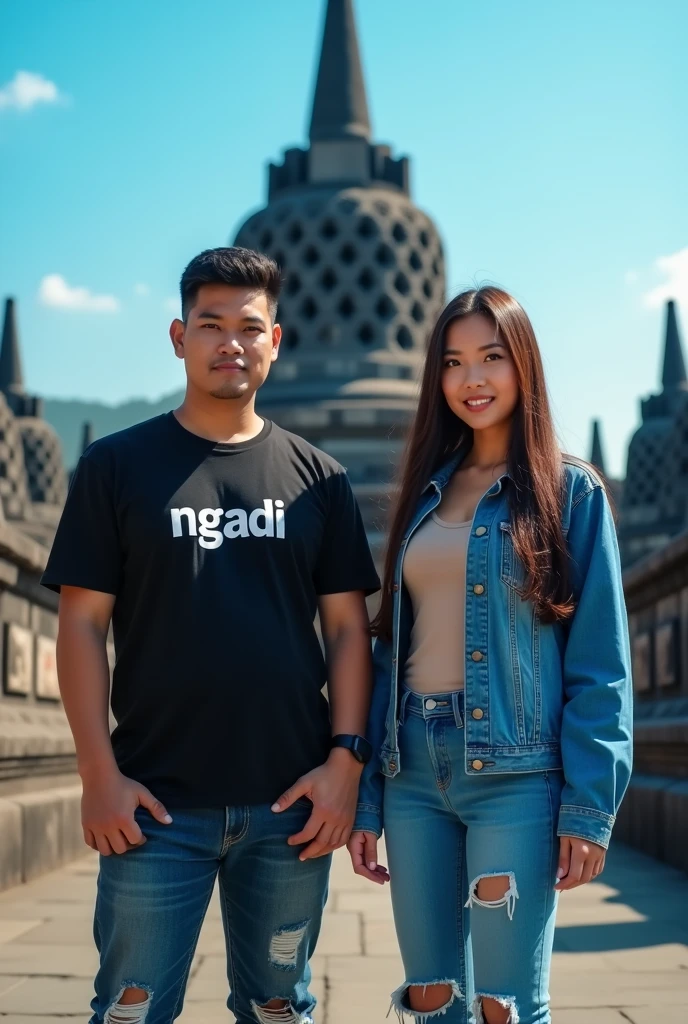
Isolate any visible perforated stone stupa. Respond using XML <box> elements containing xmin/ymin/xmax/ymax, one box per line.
<box><xmin>233</xmin><ymin>0</ymin><xmax>446</xmax><ymax>547</ymax></box>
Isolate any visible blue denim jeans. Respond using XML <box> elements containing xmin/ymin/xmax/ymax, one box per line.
<box><xmin>384</xmin><ymin>690</ymin><xmax>563</xmax><ymax>1024</ymax></box>
<box><xmin>90</xmin><ymin>802</ymin><xmax>330</xmax><ymax>1024</ymax></box>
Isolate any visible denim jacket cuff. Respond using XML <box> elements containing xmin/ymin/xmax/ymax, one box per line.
<box><xmin>352</xmin><ymin>802</ymin><xmax>382</xmax><ymax>837</ymax></box>
<box><xmin>557</xmin><ymin>804</ymin><xmax>615</xmax><ymax>849</ymax></box>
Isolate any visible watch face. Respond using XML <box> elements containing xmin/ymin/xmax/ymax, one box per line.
<box><xmin>353</xmin><ymin>736</ymin><xmax>372</xmax><ymax>764</ymax></box>
<box><xmin>333</xmin><ymin>734</ymin><xmax>372</xmax><ymax>764</ymax></box>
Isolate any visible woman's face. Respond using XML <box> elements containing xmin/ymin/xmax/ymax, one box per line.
<box><xmin>441</xmin><ymin>314</ymin><xmax>520</xmax><ymax>431</ymax></box>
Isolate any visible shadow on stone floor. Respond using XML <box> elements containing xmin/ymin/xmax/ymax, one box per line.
<box><xmin>553</xmin><ymin>842</ymin><xmax>688</xmax><ymax>954</ymax></box>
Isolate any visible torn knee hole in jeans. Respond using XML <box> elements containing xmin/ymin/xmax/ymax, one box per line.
<box><xmin>268</xmin><ymin>920</ymin><xmax>309</xmax><ymax>970</ymax></box>
<box><xmin>104</xmin><ymin>984</ymin><xmax>153</xmax><ymax>1024</ymax></box>
<box><xmin>465</xmin><ymin>872</ymin><xmax>519</xmax><ymax>921</ymax></box>
<box><xmin>251</xmin><ymin>998</ymin><xmax>314</xmax><ymax>1024</ymax></box>
<box><xmin>389</xmin><ymin>979</ymin><xmax>463</xmax><ymax>1022</ymax></box>
<box><xmin>473</xmin><ymin>993</ymin><xmax>520</xmax><ymax>1024</ymax></box>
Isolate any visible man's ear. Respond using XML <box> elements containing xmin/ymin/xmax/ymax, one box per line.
<box><xmin>170</xmin><ymin>319</ymin><xmax>185</xmax><ymax>360</ymax></box>
<box><xmin>270</xmin><ymin>323</ymin><xmax>282</xmax><ymax>363</ymax></box>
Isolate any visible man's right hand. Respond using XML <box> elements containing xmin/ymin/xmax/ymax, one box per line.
<box><xmin>81</xmin><ymin>769</ymin><xmax>172</xmax><ymax>855</ymax></box>
<box><xmin>347</xmin><ymin>830</ymin><xmax>390</xmax><ymax>885</ymax></box>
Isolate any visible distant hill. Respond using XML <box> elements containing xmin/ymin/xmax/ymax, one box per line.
<box><xmin>44</xmin><ymin>390</ymin><xmax>184</xmax><ymax>469</ymax></box>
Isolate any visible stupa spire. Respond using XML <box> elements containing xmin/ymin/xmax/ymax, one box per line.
<box><xmin>309</xmin><ymin>0</ymin><xmax>371</xmax><ymax>143</ymax></box>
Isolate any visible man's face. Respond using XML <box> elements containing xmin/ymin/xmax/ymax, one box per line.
<box><xmin>169</xmin><ymin>284</ymin><xmax>281</xmax><ymax>401</ymax></box>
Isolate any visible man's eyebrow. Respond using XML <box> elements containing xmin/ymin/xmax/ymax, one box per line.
<box><xmin>242</xmin><ymin>315</ymin><xmax>267</xmax><ymax>325</ymax></box>
<box><xmin>196</xmin><ymin>310</ymin><xmax>223</xmax><ymax>320</ymax></box>
<box><xmin>444</xmin><ymin>341</ymin><xmax>505</xmax><ymax>355</ymax></box>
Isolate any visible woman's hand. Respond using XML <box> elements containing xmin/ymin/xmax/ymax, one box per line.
<box><xmin>347</xmin><ymin>830</ymin><xmax>390</xmax><ymax>885</ymax></box>
<box><xmin>555</xmin><ymin>835</ymin><xmax>606</xmax><ymax>891</ymax></box>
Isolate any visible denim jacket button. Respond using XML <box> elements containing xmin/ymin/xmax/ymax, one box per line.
<box><xmin>389</xmin><ymin>761</ymin><xmax>397</xmax><ymax>771</ymax></box>
<box><xmin>392</xmin><ymin>584</ymin><xmax>399</xmax><ymax>592</ymax></box>
<box><xmin>471</xmin><ymin>650</ymin><xmax>484</xmax><ymax>662</ymax></box>
<box><xmin>471</xmin><ymin>708</ymin><xmax>484</xmax><ymax>720</ymax></box>
<box><xmin>475</xmin><ymin>526</ymin><xmax>487</xmax><ymax>537</ymax></box>
<box><xmin>471</xmin><ymin>759</ymin><xmax>484</xmax><ymax>770</ymax></box>
<box><xmin>473</xmin><ymin>584</ymin><xmax>485</xmax><ymax>595</ymax></box>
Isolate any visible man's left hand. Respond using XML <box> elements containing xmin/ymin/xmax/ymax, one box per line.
<box><xmin>271</xmin><ymin>748</ymin><xmax>363</xmax><ymax>861</ymax></box>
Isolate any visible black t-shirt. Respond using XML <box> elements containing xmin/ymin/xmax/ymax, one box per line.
<box><xmin>42</xmin><ymin>413</ymin><xmax>379</xmax><ymax>808</ymax></box>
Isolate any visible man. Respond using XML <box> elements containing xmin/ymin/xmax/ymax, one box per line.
<box><xmin>42</xmin><ymin>247</ymin><xmax>379</xmax><ymax>1024</ymax></box>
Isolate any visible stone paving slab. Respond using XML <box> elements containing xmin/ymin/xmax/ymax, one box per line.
<box><xmin>0</xmin><ymin>842</ymin><xmax>686</xmax><ymax>1022</ymax></box>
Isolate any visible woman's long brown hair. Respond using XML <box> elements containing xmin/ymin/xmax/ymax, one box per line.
<box><xmin>372</xmin><ymin>287</ymin><xmax>574</xmax><ymax>641</ymax></box>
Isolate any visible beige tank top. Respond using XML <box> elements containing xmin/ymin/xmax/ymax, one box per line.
<box><xmin>403</xmin><ymin>511</ymin><xmax>470</xmax><ymax>694</ymax></box>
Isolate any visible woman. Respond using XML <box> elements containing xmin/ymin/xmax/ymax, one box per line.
<box><xmin>347</xmin><ymin>287</ymin><xmax>632</xmax><ymax>1024</ymax></box>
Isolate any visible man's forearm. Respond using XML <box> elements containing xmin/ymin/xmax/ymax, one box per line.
<box><xmin>325</xmin><ymin>622</ymin><xmax>372</xmax><ymax>737</ymax></box>
<box><xmin>57</xmin><ymin>617</ymin><xmax>117</xmax><ymax>779</ymax></box>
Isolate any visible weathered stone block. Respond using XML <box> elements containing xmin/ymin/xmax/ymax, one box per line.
<box><xmin>13</xmin><ymin>790</ymin><xmax>63</xmax><ymax>882</ymax></box>
<box><xmin>0</xmin><ymin>797</ymin><xmax>22</xmax><ymax>891</ymax></box>
<box><xmin>10</xmin><ymin>784</ymin><xmax>82</xmax><ymax>882</ymax></box>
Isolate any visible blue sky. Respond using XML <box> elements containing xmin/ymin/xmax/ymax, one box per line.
<box><xmin>1</xmin><ymin>0</ymin><xmax>686</xmax><ymax>478</ymax></box>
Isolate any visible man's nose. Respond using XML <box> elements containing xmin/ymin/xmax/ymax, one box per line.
<box><xmin>218</xmin><ymin>335</ymin><xmax>243</xmax><ymax>353</ymax></box>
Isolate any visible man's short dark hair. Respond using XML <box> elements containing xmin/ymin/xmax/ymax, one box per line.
<box><xmin>180</xmin><ymin>247</ymin><xmax>282</xmax><ymax>322</ymax></box>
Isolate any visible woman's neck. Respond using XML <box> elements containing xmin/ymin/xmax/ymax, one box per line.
<box><xmin>462</xmin><ymin>422</ymin><xmax>511</xmax><ymax>471</ymax></box>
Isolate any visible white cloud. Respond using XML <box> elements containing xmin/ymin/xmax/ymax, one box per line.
<box><xmin>39</xmin><ymin>274</ymin><xmax>120</xmax><ymax>313</ymax></box>
<box><xmin>0</xmin><ymin>71</ymin><xmax>62</xmax><ymax>112</ymax></box>
<box><xmin>642</xmin><ymin>248</ymin><xmax>688</xmax><ymax>310</ymax></box>
<box><xmin>164</xmin><ymin>297</ymin><xmax>180</xmax><ymax>314</ymax></box>
<box><xmin>134</xmin><ymin>283</ymin><xmax>150</xmax><ymax>296</ymax></box>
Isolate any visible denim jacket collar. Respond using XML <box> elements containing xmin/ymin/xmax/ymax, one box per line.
<box><xmin>425</xmin><ymin>445</ymin><xmax>512</xmax><ymax>497</ymax></box>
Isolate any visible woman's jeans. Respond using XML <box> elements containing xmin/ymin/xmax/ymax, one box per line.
<box><xmin>90</xmin><ymin>802</ymin><xmax>330</xmax><ymax>1024</ymax></box>
<box><xmin>384</xmin><ymin>689</ymin><xmax>563</xmax><ymax>1024</ymax></box>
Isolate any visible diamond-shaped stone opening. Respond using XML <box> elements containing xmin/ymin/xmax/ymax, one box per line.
<box><xmin>397</xmin><ymin>325</ymin><xmax>414</xmax><ymax>350</ymax></box>
<box><xmin>432</xmin><ymin>257</ymin><xmax>441</xmax><ymax>276</ymax></box>
<box><xmin>403</xmin><ymin>208</ymin><xmax>416</xmax><ymax>223</ymax></box>
<box><xmin>358</xmin><ymin>323</ymin><xmax>375</xmax><ymax>345</ymax></box>
<box><xmin>301</xmin><ymin>297</ymin><xmax>318</xmax><ymax>320</ymax></box>
<box><xmin>358</xmin><ymin>268</ymin><xmax>376</xmax><ymax>290</ymax></box>
<box><xmin>357</xmin><ymin>216</ymin><xmax>378</xmax><ymax>239</ymax></box>
<box><xmin>394</xmin><ymin>272</ymin><xmax>411</xmax><ymax>296</ymax></box>
<box><xmin>284</xmin><ymin>327</ymin><xmax>299</xmax><ymax>349</ymax></box>
<box><xmin>392</xmin><ymin>222</ymin><xmax>408</xmax><ymax>244</ymax></box>
<box><xmin>285</xmin><ymin>274</ymin><xmax>302</xmax><ymax>296</ymax></box>
<box><xmin>419</xmin><ymin>229</ymin><xmax>430</xmax><ymax>248</ymax></box>
<box><xmin>303</xmin><ymin>246</ymin><xmax>320</xmax><ymax>266</ymax></box>
<box><xmin>287</xmin><ymin>222</ymin><xmax>304</xmax><ymax>244</ymax></box>
<box><xmin>374</xmin><ymin>200</ymin><xmax>390</xmax><ymax>216</ymax></box>
<box><xmin>376</xmin><ymin>295</ymin><xmax>396</xmax><ymax>321</ymax></box>
<box><xmin>338</xmin><ymin>295</ymin><xmax>356</xmax><ymax>319</ymax></box>
<box><xmin>339</xmin><ymin>243</ymin><xmax>357</xmax><ymax>265</ymax></box>
<box><xmin>409</xmin><ymin>250</ymin><xmax>423</xmax><ymax>271</ymax></box>
<box><xmin>423</xmin><ymin>279</ymin><xmax>433</xmax><ymax>299</ymax></box>
<box><xmin>260</xmin><ymin>229</ymin><xmax>274</xmax><ymax>249</ymax></box>
<box><xmin>375</xmin><ymin>243</ymin><xmax>394</xmax><ymax>267</ymax></box>
<box><xmin>320</xmin><ymin>219</ymin><xmax>339</xmax><ymax>240</ymax></box>
<box><xmin>411</xmin><ymin>302</ymin><xmax>425</xmax><ymax>323</ymax></box>
<box><xmin>320</xmin><ymin>268</ymin><xmax>338</xmax><ymax>292</ymax></box>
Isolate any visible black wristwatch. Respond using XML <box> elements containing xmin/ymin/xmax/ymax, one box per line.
<box><xmin>331</xmin><ymin>734</ymin><xmax>372</xmax><ymax>765</ymax></box>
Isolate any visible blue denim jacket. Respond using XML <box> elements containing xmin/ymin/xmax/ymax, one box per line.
<box><xmin>354</xmin><ymin>451</ymin><xmax>633</xmax><ymax>849</ymax></box>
